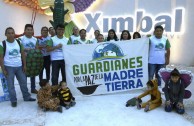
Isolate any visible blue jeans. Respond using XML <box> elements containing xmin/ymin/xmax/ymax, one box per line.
<box><xmin>148</xmin><ymin>63</ymin><xmax>165</xmax><ymax>86</ymax></box>
<box><xmin>51</xmin><ymin>60</ymin><xmax>66</xmax><ymax>85</ymax></box>
<box><xmin>5</xmin><ymin>66</ymin><xmax>31</xmax><ymax>102</ymax></box>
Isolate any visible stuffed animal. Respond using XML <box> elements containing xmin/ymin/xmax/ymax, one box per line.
<box><xmin>126</xmin><ymin>97</ymin><xmax>142</xmax><ymax>107</ymax></box>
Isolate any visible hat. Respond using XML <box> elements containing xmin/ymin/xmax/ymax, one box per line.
<box><xmin>39</xmin><ymin>79</ymin><xmax>48</xmax><ymax>87</ymax></box>
<box><xmin>171</xmin><ymin>68</ymin><xmax>180</xmax><ymax>76</ymax></box>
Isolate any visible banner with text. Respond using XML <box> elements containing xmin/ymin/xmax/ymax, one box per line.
<box><xmin>63</xmin><ymin>38</ymin><xmax>149</xmax><ymax>96</ymax></box>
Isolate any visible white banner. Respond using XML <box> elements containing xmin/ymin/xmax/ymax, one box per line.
<box><xmin>63</xmin><ymin>38</ymin><xmax>149</xmax><ymax>96</ymax></box>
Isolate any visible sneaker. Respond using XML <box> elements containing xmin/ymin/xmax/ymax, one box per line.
<box><xmin>31</xmin><ymin>89</ymin><xmax>38</xmax><ymax>94</ymax></box>
<box><xmin>24</xmin><ymin>97</ymin><xmax>36</xmax><ymax>101</ymax></box>
<box><xmin>57</xmin><ymin>106</ymin><xmax>63</xmax><ymax>113</ymax></box>
<box><xmin>70</xmin><ymin>101</ymin><xmax>76</xmax><ymax>107</ymax></box>
<box><xmin>11</xmin><ymin>102</ymin><xmax>17</xmax><ymax>107</ymax></box>
<box><xmin>65</xmin><ymin>105</ymin><xmax>70</xmax><ymax>109</ymax></box>
<box><xmin>144</xmin><ymin>105</ymin><xmax>150</xmax><ymax>112</ymax></box>
<box><xmin>42</xmin><ymin>108</ymin><xmax>49</xmax><ymax>112</ymax></box>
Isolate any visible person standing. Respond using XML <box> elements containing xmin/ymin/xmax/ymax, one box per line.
<box><xmin>120</xmin><ymin>30</ymin><xmax>131</xmax><ymax>41</ymax></box>
<box><xmin>68</xmin><ymin>26</ymin><xmax>80</xmax><ymax>44</ymax></box>
<box><xmin>91</xmin><ymin>30</ymin><xmax>100</xmax><ymax>44</ymax></box>
<box><xmin>18</xmin><ymin>24</ymin><xmax>38</xmax><ymax>94</ymax></box>
<box><xmin>133</xmin><ymin>32</ymin><xmax>141</xmax><ymax>39</ymax></box>
<box><xmin>75</xmin><ymin>29</ymin><xmax>91</xmax><ymax>44</ymax></box>
<box><xmin>49</xmin><ymin>27</ymin><xmax>56</xmax><ymax>37</ymax></box>
<box><xmin>106</xmin><ymin>29</ymin><xmax>118</xmax><ymax>42</ymax></box>
<box><xmin>148</xmin><ymin>25</ymin><xmax>171</xmax><ymax>86</ymax></box>
<box><xmin>0</xmin><ymin>27</ymin><xmax>36</xmax><ymax>107</ymax></box>
<box><xmin>36</xmin><ymin>26</ymin><xmax>51</xmax><ymax>82</ymax></box>
<box><xmin>47</xmin><ymin>24</ymin><xmax>68</xmax><ymax>86</ymax></box>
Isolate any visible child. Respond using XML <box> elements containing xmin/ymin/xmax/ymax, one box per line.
<box><xmin>37</xmin><ymin>79</ymin><xmax>62</xmax><ymax>113</ymax></box>
<box><xmin>136</xmin><ymin>79</ymin><xmax>162</xmax><ymax>112</ymax></box>
<box><xmin>163</xmin><ymin>68</ymin><xmax>185</xmax><ymax>114</ymax></box>
<box><xmin>57</xmin><ymin>81</ymin><xmax>76</xmax><ymax>109</ymax></box>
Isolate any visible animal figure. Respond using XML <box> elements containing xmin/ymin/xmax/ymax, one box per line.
<box><xmin>126</xmin><ymin>97</ymin><xmax>142</xmax><ymax>107</ymax></box>
<box><xmin>49</xmin><ymin>0</ymin><xmax>69</xmax><ymax>28</ymax></box>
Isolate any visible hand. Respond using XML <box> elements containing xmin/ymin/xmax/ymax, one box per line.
<box><xmin>23</xmin><ymin>65</ymin><xmax>26</xmax><ymax>73</ymax></box>
<box><xmin>38</xmin><ymin>45</ymin><xmax>44</xmax><ymax>50</ymax></box>
<box><xmin>166</xmin><ymin>100</ymin><xmax>171</xmax><ymax>106</ymax></box>
<box><xmin>177</xmin><ymin>102</ymin><xmax>184</xmax><ymax>109</ymax></box>
<box><xmin>165</xmin><ymin>59</ymin><xmax>170</xmax><ymax>65</ymax></box>
<box><xmin>57</xmin><ymin>44</ymin><xmax>62</xmax><ymax>48</ymax></box>
<box><xmin>3</xmin><ymin>70</ymin><xmax>8</xmax><ymax>77</ymax></box>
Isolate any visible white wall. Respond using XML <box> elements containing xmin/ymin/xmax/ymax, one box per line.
<box><xmin>0</xmin><ymin>0</ymin><xmax>194</xmax><ymax>66</ymax></box>
<box><xmin>0</xmin><ymin>1</ymin><xmax>52</xmax><ymax>40</ymax></box>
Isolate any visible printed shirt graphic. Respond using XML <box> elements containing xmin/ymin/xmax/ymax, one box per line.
<box><xmin>19</xmin><ymin>35</ymin><xmax>37</xmax><ymax>50</ymax></box>
<box><xmin>0</xmin><ymin>40</ymin><xmax>22</xmax><ymax>67</ymax></box>
<box><xmin>37</xmin><ymin>36</ymin><xmax>51</xmax><ymax>56</ymax></box>
<box><xmin>68</xmin><ymin>35</ymin><xmax>80</xmax><ymax>44</ymax></box>
<box><xmin>149</xmin><ymin>35</ymin><xmax>169</xmax><ymax>64</ymax></box>
<box><xmin>48</xmin><ymin>36</ymin><xmax>68</xmax><ymax>61</ymax></box>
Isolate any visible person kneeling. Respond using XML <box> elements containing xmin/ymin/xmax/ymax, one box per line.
<box><xmin>57</xmin><ymin>81</ymin><xmax>76</xmax><ymax>109</ymax></box>
<box><xmin>136</xmin><ymin>79</ymin><xmax>162</xmax><ymax>112</ymax></box>
<box><xmin>37</xmin><ymin>79</ymin><xmax>62</xmax><ymax>113</ymax></box>
<box><xmin>163</xmin><ymin>68</ymin><xmax>185</xmax><ymax>114</ymax></box>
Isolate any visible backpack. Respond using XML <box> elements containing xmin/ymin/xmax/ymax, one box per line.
<box><xmin>2</xmin><ymin>39</ymin><xmax>22</xmax><ymax>57</ymax></box>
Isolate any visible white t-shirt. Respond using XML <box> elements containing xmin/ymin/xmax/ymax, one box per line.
<box><xmin>50</xmin><ymin>36</ymin><xmax>68</xmax><ymax>61</ymax></box>
<box><xmin>149</xmin><ymin>35</ymin><xmax>168</xmax><ymax>64</ymax></box>
<box><xmin>91</xmin><ymin>38</ymin><xmax>98</xmax><ymax>44</ymax></box>
<box><xmin>69</xmin><ymin>35</ymin><xmax>80</xmax><ymax>44</ymax></box>
<box><xmin>76</xmin><ymin>38</ymin><xmax>91</xmax><ymax>44</ymax></box>
<box><xmin>0</xmin><ymin>40</ymin><xmax>22</xmax><ymax>67</ymax></box>
<box><xmin>19</xmin><ymin>35</ymin><xmax>37</xmax><ymax>49</ymax></box>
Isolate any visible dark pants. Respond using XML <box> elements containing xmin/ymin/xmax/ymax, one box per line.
<box><xmin>39</xmin><ymin>55</ymin><xmax>51</xmax><ymax>82</ymax></box>
<box><xmin>51</xmin><ymin>60</ymin><xmax>66</xmax><ymax>85</ymax></box>
<box><xmin>30</xmin><ymin>76</ymin><xmax>36</xmax><ymax>91</ymax></box>
<box><xmin>165</xmin><ymin>102</ymin><xmax>185</xmax><ymax>114</ymax></box>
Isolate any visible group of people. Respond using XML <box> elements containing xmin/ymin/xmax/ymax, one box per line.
<box><xmin>0</xmin><ymin>23</ymin><xmax>185</xmax><ymax>115</ymax></box>
<box><xmin>68</xmin><ymin>27</ymin><xmax>142</xmax><ymax>44</ymax></box>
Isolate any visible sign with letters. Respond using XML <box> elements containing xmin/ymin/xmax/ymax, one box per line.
<box><xmin>63</xmin><ymin>38</ymin><xmax>149</xmax><ymax>95</ymax></box>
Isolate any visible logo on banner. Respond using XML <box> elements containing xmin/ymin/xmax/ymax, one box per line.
<box><xmin>92</xmin><ymin>43</ymin><xmax>124</xmax><ymax>61</ymax></box>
